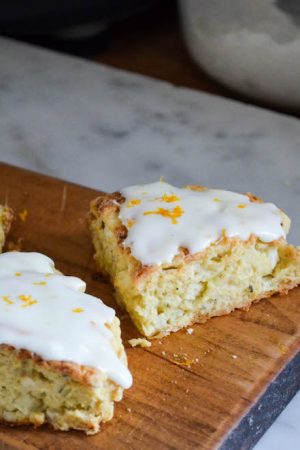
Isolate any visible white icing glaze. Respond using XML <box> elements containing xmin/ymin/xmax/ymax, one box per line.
<box><xmin>0</xmin><ymin>252</ymin><xmax>132</xmax><ymax>389</ymax></box>
<box><xmin>119</xmin><ymin>181</ymin><xmax>286</xmax><ymax>265</ymax></box>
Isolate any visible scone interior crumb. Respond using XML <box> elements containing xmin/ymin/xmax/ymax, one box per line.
<box><xmin>0</xmin><ymin>345</ymin><xmax>123</xmax><ymax>435</ymax></box>
<box><xmin>128</xmin><ymin>338</ymin><xmax>152</xmax><ymax>348</ymax></box>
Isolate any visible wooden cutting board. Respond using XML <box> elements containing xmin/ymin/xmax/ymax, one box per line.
<box><xmin>0</xmin><ymin>162</ymin><xmax>299</xmax><ymax>450</ymax></box>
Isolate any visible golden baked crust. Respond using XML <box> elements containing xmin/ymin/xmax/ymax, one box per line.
<box><xmin>0</xmin><ymin>317</ymin><xmax>128</xmax><ymax>434</ymax></box>
<box><xmin>0</xmin><ymin>205</ymin><xmax>13</xmax><ymax>252</ymax></box>
<box><xmin>90</xmin><ymin>188</ymin><xmax>300</xmax><ymax>338</ymax></box>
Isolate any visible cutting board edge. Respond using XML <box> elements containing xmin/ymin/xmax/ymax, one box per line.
<box><xmin>220</xmin><ymin>349</ymin><xmax>300</xmax><ymax>450</ymax></box>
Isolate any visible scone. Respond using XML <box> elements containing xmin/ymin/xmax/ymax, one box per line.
<box><xmin>0</xmin><ymin>205</ymin><xmax>13</xmax><ymax>252</ymax></box>
<box><xmin>0</xmin><ymin>251</ymin><xmax>132</xmax><ymax>434</ymax></box>
<box><xmin>90</xmin><ymin>181</ymin><xmax>300</xmax><ymax>338</ymax></box>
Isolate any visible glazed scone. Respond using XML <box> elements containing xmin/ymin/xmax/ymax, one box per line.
<box><xmin>0</xmin><ymin>252</ymin><xmax>132</xmax><ymax>434</ymax></box>
<box><xmin>0</xmin><ymin>205</ymin><xmax>13</xmax><ymax>252</ymax></box>
<box><xmin>90</xmin><ymin>181</ymin><xmax>300</xmax><ymax>338</ymax></box>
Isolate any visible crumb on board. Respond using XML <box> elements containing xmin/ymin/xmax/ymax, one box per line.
<box><xmin>231</xmin><ymin>354</ymin><xmax>239</xmax><ymax>359</ymax></box>
<box><xmin>126</xmin><ymin>407</ymin><xmax>132</xmax><ymax>413</ymax></box>
<box><xmin>171</xmin><ymin>353</ymin><xmax>197</xmax><ymax>367</ymax></box>
<box><xmin>279</xmin><ymin>343</ymin><xmax>287</xmax><ymax>354</ymax></box>
<box><xmin>18</xmin><ymin>209</ymin><xmax>28</xmax><ymax>222</ymax></box>
<box><xmin>186</xmin><ymin>328</ymin><xmax>194</xmax><ymax>335</ymax></box>
<box><xmin>203</xmin><ymin>347</ymin><xmax>214</xmax><ymax>356</ymax></box>
<box><xmin>128</xmin><ymin>338</ymin><xmax>152</xmax><ymax>348</ymax></box>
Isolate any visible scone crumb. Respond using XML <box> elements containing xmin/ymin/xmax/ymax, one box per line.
<box><xmin>171</xmin><ymin>353</ymin><xmax>194</xmax><ymax>367</ymax></box>
<box><xmin>204</xmin><ymin>348</ymin><xmax>214</xmax><ymax>356</ymax></box>
<box><xmin>186</xmin><ymin>328</ymin><xmax>194</xmax><ymax>335</ymax></box>
<box><xmin>231</xmin><ymin>354</ymin><xmax>238</xmax><ymax>359</ymax></box>
<box><xmin>126</xmin><ymin>407</ymin><xmax>132</xmax><ymax>413</ymax></box>
<box><xmin>279</xmin><ymin>343</ymin><xmax>287</xmax><ymax>354</ymax></box>
<box><xmin>128</xmin><ymin>338</ymin><xmax>152</xmax><ymax>348</ymax></box>
<box><xmin>127</xmin><ymin>219</ymin><xmax>136</xmax><ymax>229</ymax></box>
<box><xmin>18</xmin><ymin>209</ymin><xmax>28</xmax><ymax>222</ymax></box>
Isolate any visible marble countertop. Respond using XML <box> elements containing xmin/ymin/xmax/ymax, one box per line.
<box><xmin>0</xmin><ymin>37</ymin><xmax>299</xmax><ymax>449</ymax></box>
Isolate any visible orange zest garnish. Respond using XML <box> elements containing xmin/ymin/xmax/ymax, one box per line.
<box><xmin>18</xmin><ymin>209</ymin><xmax>28</xmax><ymax>222</ymax></box>
<box><xmin>144</xmin><ymin>206</ymin><xmax>184</xmax><ymax>224</ymax></box>
<box><xmin>72</xmin><ymin>308</ymin><xmax>84</xmax><ymax>313</ymax></box>
<box><xmin>127</xmin><ymin>219</ymin><xmax>136</xmax><ymax>229</ymax></box>
<box><xmin>33</xmin><ymin>281</ymin><xmax>47</xmax><ymax>286</ymax></box>
<box><xmin>237</xmin><ymin>204</ymin><xmax>247</xmax><ymax>209</ymax></box>
<box><xmin>2</xmin><ymin>296</ymin><xmax>13</xmax><ymax>305</ymax></box>
<box><xmin>171</xmin><ymin>359</ymin><xmax>194</xmax><ymax>367</ymax></box>
<box><xmin>19</xmin><ymin>294</ymin><xmax>37</xmax><ymax>308</ymax></box>
<box><xmin>127</xmin><ymin>199</ymin><xmax>141</xmax><ymax>208</ymax></box>
<box><xmin>15</xmin><ymin>272</ymin><xmax>22</xmax><ymax>277</ymax></box>
<box><xmin>21</xmin><ymin>301</ymin><xmax>37</xmax><ymax>308</ymax></box>
<box><xmin>159</xmin><ymin>194</ymin><xmax>181</xmax><ymax>203</ymax></box>
<box><xmin>171</xmin><ymin>353</ymin><xmax>195</xmax><ymax>367</ymax></box>
<box><xmin>213</xmin><ymin>197</ymin><xmax>220</xmax><ymax>202</ymax></box>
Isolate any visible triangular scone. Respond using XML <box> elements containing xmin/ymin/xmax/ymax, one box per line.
<box><xmin>0</xmin><ymin>252</ymin><xmax>132</xmax><ymax>434</ymax></box>
<box><xmin>0</xmin><ymin>205</ymin><xmax>13</xmax><ymax>252</ymax></box>
<box><xmin>90</xmin><ymin>182</ymin><xmax>300</xmax><ymax>338</ymax></box>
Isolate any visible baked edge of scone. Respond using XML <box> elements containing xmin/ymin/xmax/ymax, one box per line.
<box><xmin>0</xmin><ymin>205</ymin><xmax>14</xmax><ymax>252</ymax></box>
<box><xmin>0</xmin><ymin>317</ymin><xmax>128</xmax><ymax>434</ymax></box>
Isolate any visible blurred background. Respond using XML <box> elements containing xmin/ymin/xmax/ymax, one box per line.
<box><xmin>1</xmin><ymin>0</ymin><xmax>300</xmax><ymax>116</ymax></box>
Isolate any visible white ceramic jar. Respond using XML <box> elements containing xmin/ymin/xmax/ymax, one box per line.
<box><xmin>180</xmin><ymin>0</ymin><xmax>300</xmax><ymax>108</ymax></box>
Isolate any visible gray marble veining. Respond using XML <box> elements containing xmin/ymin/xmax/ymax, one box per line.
<box><xmin>0</xmin><ymin>37</ymin><xmax>299</xmax><ymax>449</ymax></box>
<box><xmin>1</xmin><ymin>38</ymin><xmax>300</xmax><ymax>246</ymax></box>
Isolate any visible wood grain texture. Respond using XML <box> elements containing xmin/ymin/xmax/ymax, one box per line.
<box><xmin>0</xmin><ymin>162</ymin><xmax>299</xmax><ymax>450</ymax></box>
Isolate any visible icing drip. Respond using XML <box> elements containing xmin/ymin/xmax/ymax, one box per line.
<box><xmin>119</xmin><ymin>182</ymin><xmax>285</xmax><ymax>265</ymax></box>
<box><xmin>0</xmin><ymin>252</ymin><xmax>132</xmax><ymax>389</ymax></box>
